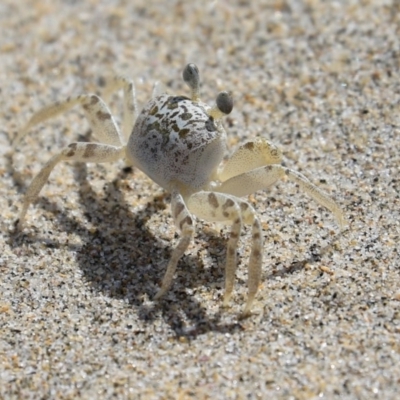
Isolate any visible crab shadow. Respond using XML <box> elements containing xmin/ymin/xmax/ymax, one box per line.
<box><xmin>7</xmin><ymin>152</ymin><xmax>337</xmax><ymax>338</ymax></box>
<box><xmin>7</xmin><ymin>153</ymin><xmax>244</xmax><ymax>337</ymax></box>
<box><xmin>70</xmin><ymin>163</ymin><xmax>245</xmax><ymax>336</ymax></box>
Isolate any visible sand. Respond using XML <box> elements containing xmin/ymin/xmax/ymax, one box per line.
<box><xmin>1</xmin><ymin>1</ymin><xmax>399</xmax><ymax>399</ymax></box>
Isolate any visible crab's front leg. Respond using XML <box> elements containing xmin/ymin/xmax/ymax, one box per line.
<box><xmin>218</xmin><ymin>138</ymin><xmax>283</xmax><ymax>182</ymax></box>
<box><xmin>217</xmin><ymin>164</ymin><xmax>345</xmax><ymax>229</ymax></box>
<box><xmin>187</xmin><ymin>191</ymin><xmax>263</xmax><ymax>315</ymax></box>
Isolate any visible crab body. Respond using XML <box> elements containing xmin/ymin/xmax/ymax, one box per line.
<box><xmin>13</xmin><ymin>63</ymin><xmax>344</xmax><ymax>316</ymax></box>
<box><xmin>128</xmin><ymin>94</ymin><xmax>226</xmax><ymax>192</ymax></box>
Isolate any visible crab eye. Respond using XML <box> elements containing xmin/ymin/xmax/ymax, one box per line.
<box><xmin>216</xmin><ymin>91</ymin><xmax>233</xmax><ymax>115</ymax></box>
<box><xmin>182</xmin><ymin>63</ymin><xmax>200</xmax><ymax>90</ymax></box>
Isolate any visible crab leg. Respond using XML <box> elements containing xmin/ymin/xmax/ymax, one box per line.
<box><xmin>154</xmin><ymin>190</ymin><xmax>195</xmax><ymax>300</ymax></box>
<box><xmin>188</xmin><ymin>192</ymin><xmax>263</xmax><ymax>315</ymax></box>
<box><xmin>101</xmin><ymin>75</ymin><xmax>138</xmax><ymax>141</ymax></box>
<box><xmin>217</xmin><ymin>165</ymin><xmax>345</xmax><ymax>228</ymax></box>
<box><xmin>14</xmin><ymin>94</ymin><xmax>124</xmax><ymax>147</ymax></box>
<box><xmin>17</xmin><ymin>143</ymin><xmax>125</xmax><ymax>229</ymax></box>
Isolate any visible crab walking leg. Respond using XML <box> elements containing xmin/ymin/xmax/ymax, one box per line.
<box><xmin>218</xmin><ymin>138</ymin><xmax>283</xmax><ymax>182</ymax></box>
<box><xmin>17</xmin><ymin>143</ymin><xmax>125</xmax><ymax>229</ymax></box>
<box><xmin>101</xmin><ymin>75</ymin><xmax>138</xmax><ymax>141</ymax></box>
<box><xmin>14</xmin><ymin>94</ymin><xmax>124</xmax><ymax>147</ymax></box>
<box><xmin>217</xmin><ymin>165</ymin><xmax>345</xmax><ymax>228</ymax></box>
<box><xmin>154</xmin><ymin>191</ymin><xmax>195</xmax><ymax>300</ymax></box>
<box><xmin>187</xmin><ymin>192</ymin><xmax>253</xmax><ymax>308</ymax></box>
<box><xmin>238</xmin><ymin>201</ymin><xmax>263</xmax><ymax>315</ymax></box>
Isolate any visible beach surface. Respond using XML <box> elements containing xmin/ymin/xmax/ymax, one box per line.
<box><xmin>1</xmin><ymin>1</ymin><xmax>399</xmax><ymax>398</ymax></box>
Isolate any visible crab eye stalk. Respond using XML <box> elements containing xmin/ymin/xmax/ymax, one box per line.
<box><xmin>183</xmin><ymin>63</ymin><xmax>200</xmax><ymax>101</ymax></box>
<box><xmin>216</xmin><ymin>91</ymin><xmax>233</xmax><ymax>115</ymax></box>
<box><xmin>209</xmin><ymin>91</ymin><xmax>233</xmax><ymax>120</ymax></box>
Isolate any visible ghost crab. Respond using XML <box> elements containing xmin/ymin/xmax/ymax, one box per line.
<box><xmin>13</xmin><ymin>63</ymin><xmax>344</xmax><ymax>316</ymax></box>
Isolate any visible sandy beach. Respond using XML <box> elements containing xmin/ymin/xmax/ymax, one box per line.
<box><xmin>1</xmin><ymin>1</ymin><xmax>399</xmax><ymax>398</ymax></box>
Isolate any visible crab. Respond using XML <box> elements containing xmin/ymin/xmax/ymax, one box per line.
<box><xmin>13</xmin><ymin>63</ymin><xmax>344</xmax><ymax>315</ymax></box>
